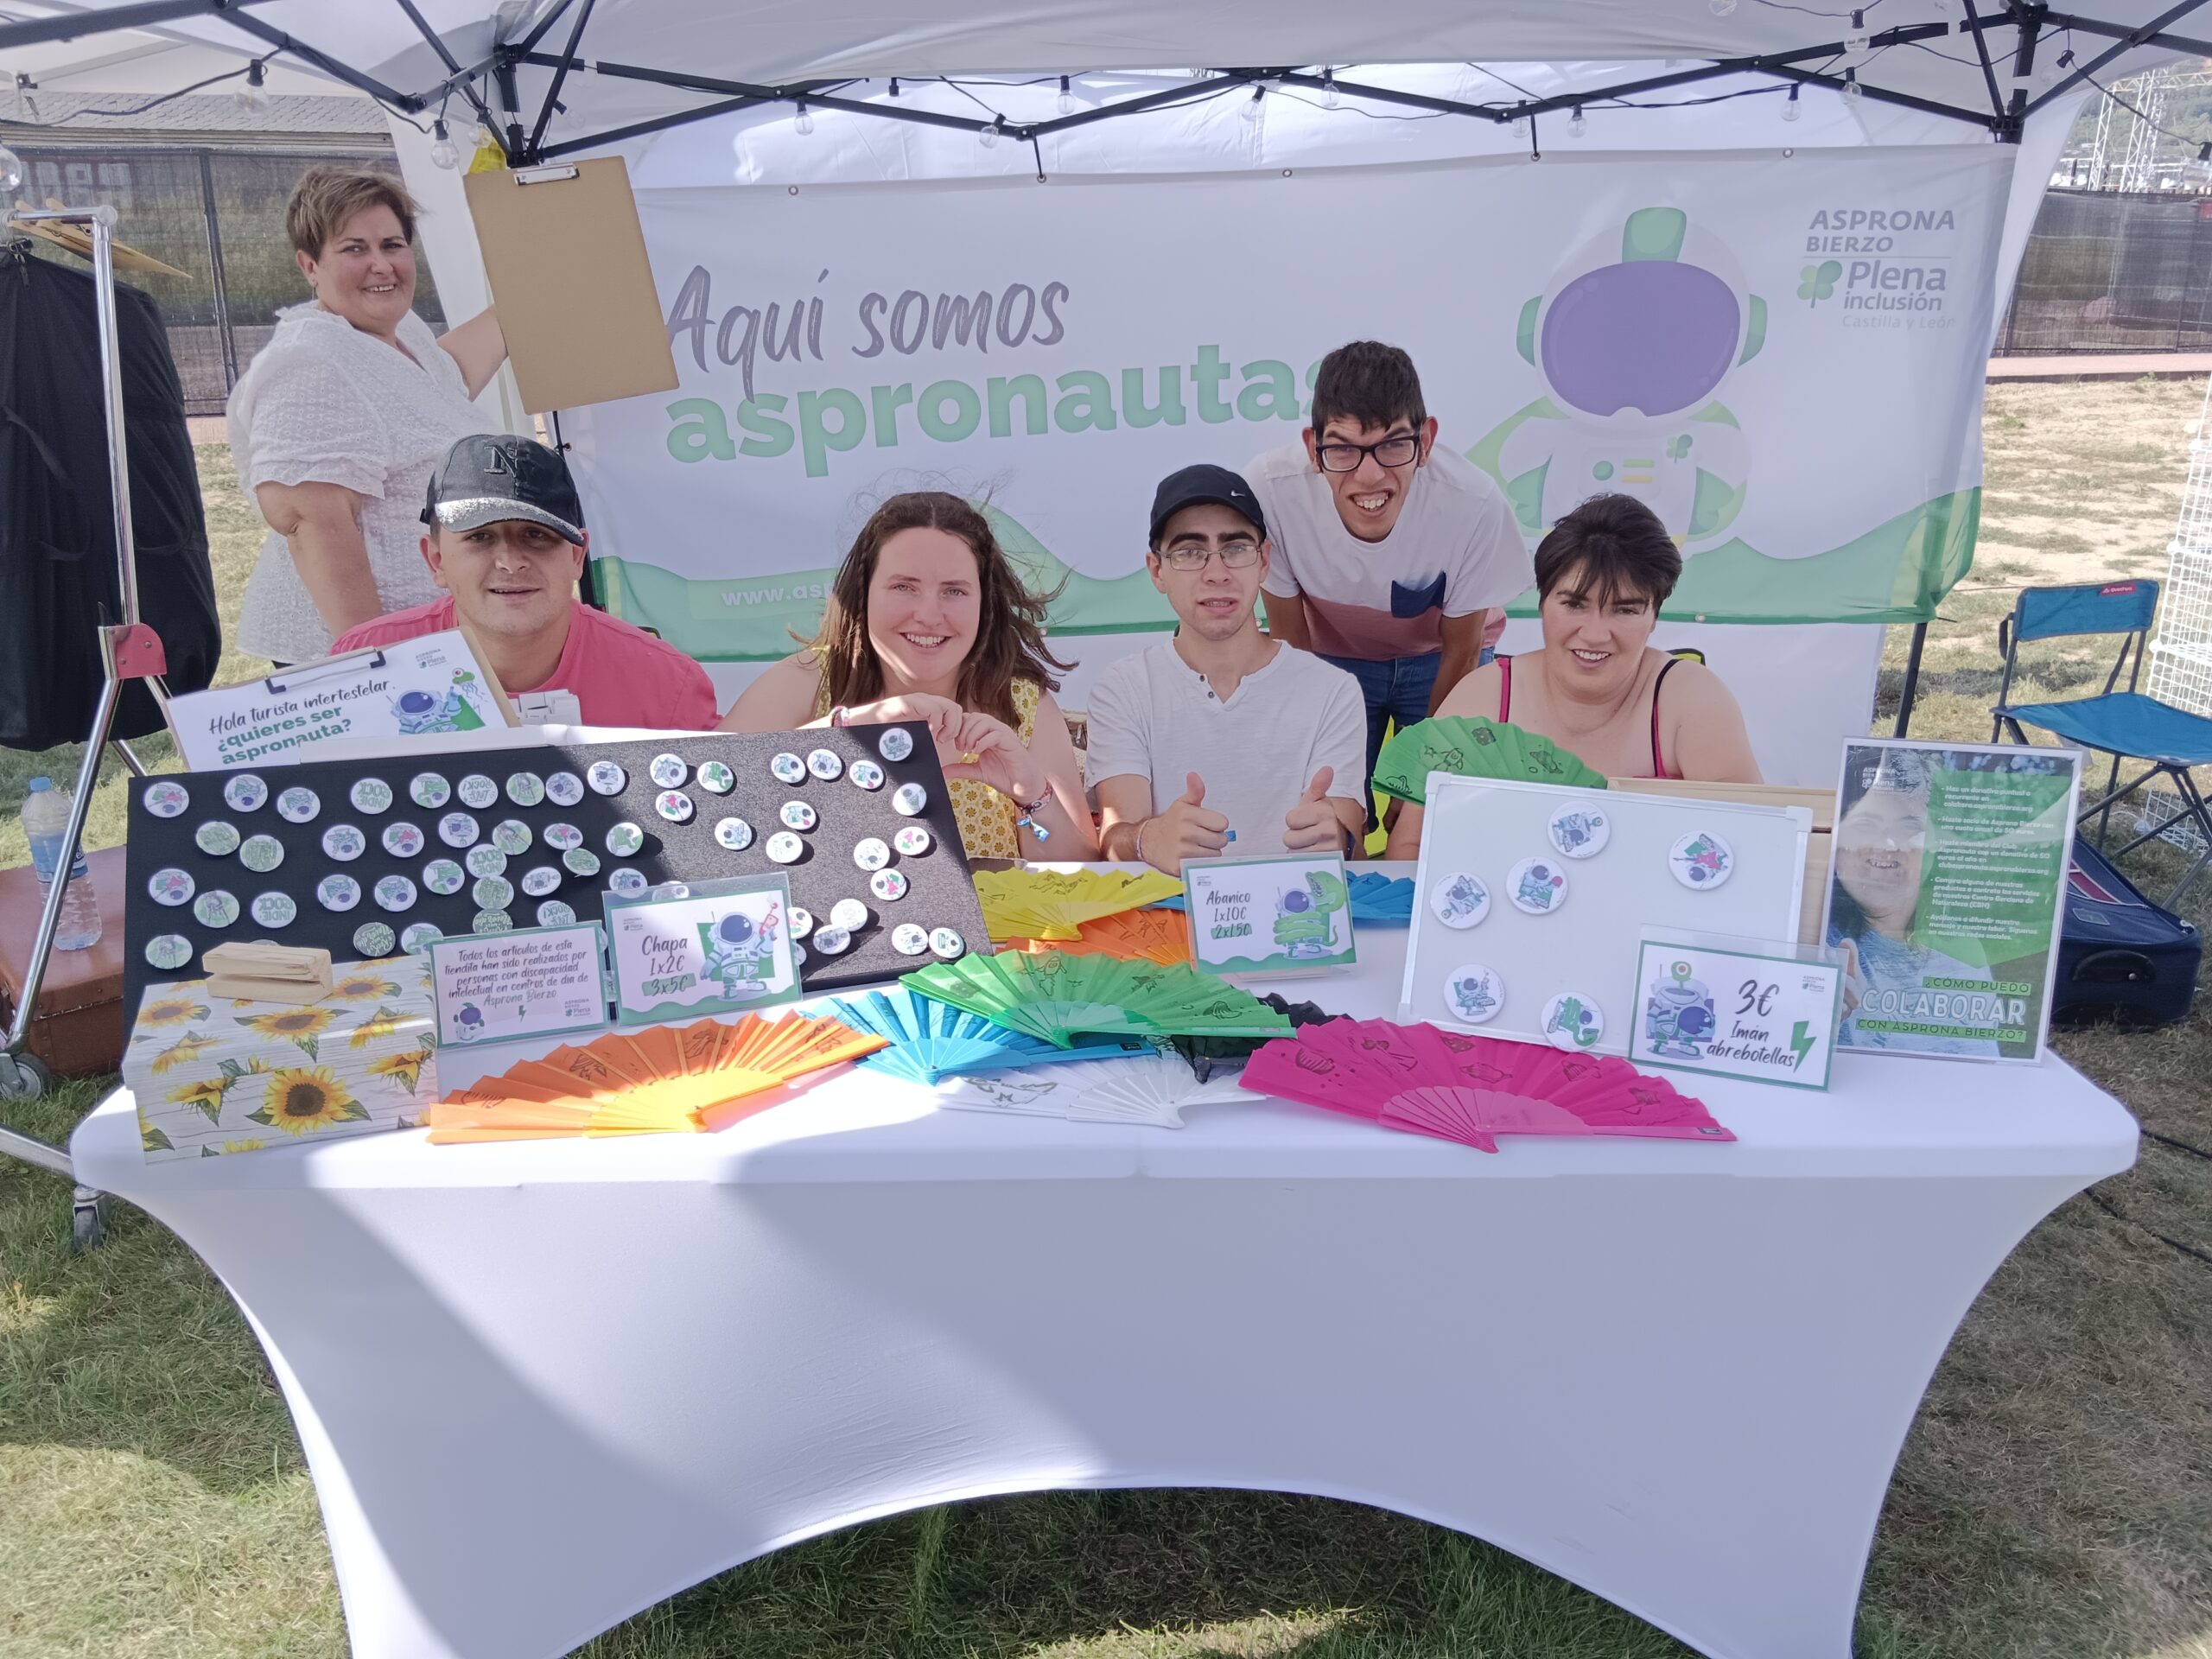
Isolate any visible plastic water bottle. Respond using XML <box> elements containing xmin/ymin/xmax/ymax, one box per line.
<box><xmin>21</xmin><ymin>778</ymin><xmax>101</xmax><ymax>951</ymax></box>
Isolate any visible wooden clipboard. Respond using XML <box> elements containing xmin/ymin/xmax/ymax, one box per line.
<box><xmin>463</xmin><ymin>158</ymin><xmax>678</xmax><ymax>414</ymax></box>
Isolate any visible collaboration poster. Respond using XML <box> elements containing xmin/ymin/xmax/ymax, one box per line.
<box><xmin>1824</xmin><ymin>739</ymin><xmax>2081</xmax><ymax>1063</ymax></box>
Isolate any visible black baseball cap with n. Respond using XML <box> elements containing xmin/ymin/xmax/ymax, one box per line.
<box><xmin>421</xmin><ymin>433</ymin><xmax>587</xmax><ymax>544</ymax></box>
<box><xmin>1147</xmin><ymin>463</ymin><xmax>1267</xmax><ymax>547</ymax></box>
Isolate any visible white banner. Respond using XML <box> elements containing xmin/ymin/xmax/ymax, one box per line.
<box><xmin>564</xmin><ymin>145</ymin><xmax>2011</xmax><ymax>667</ymax></box>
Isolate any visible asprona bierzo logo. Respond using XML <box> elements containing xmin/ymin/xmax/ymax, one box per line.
<box><xmin>1799</xmin><ymin>206</ymin><xmax>1956</xmax><ymax>324</ymax></box>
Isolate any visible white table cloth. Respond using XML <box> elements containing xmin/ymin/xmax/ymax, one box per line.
<box><xmin>73</xmin><ymin>899</ymin><xmax>2139</xmax><ymax>1659</ymax></box>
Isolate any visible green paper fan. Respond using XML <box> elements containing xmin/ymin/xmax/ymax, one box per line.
<box><xmin>1372</xmin><ymin>715</ymin><xmax>1608</xmax><ymax>804</ymax></box>
<box><xmin>903</xmin><ymin>953</ymin><xmax>1294</xmax><ymax>1049</ymax></box>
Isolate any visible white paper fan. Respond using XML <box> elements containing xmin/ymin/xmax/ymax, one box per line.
<box><xmin>1065</xmin><ymin>1051</ymin><xmax>1201</xmax><ymax>1128</ymax></box>
<box><xmin>934</xmin><ymin>1071</ymin><xmax>1079</xmax><ymax>1118</ymax></box>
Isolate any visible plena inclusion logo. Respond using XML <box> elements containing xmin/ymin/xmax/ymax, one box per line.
<box><xmin>1800</xmin><ymin>207</ymin><xmax>1955</xmax><ymax>318</ymax></box>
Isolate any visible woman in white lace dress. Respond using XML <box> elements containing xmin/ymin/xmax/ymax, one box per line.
<box><xmin>228</xmin><ymin>166</ymin><xmax>509</xmax><ymax>664</ymax></box>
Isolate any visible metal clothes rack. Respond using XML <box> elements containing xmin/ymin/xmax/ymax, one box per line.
<box><xmin>0</xmin><ymin>203</ymin><xmax>173</xmax><ymax>1250</ymax></box>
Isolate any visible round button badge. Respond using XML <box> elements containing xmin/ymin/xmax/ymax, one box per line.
<box><xmin>1507</xmin><ymin>857</ymin><xmax>1568</xmax><ymax>916</ymax></box>
<box><xmin>144</xmin><ymin>935</ymin><xmax>193</xmax><ymax>971</ymax></box>
<box><xmin>383</xmin><ymin>822</ymin><xmax>426</xmax><ymax>858</ymax></box>
<box><xmin>789</xmin><ymin>907</ymin><xmax>813</xmax><ymax>939</ymax></box>
<box><xmin>1669</xmin><ymin>830</ymin><xmax>1736</xmax><ymax>891</ymax></box>
<box><xmin>353</xmin><ymin>923</ymin><xmax>397</xmax><ymax>958</ymax></box>
<box><xmin>928</xmin><ymin>928</ymin><xmax>967</xmax><ymax>960</ymax></box>
<box><xmin>474</xmin><ymin>876</ymin><xmax>514</xmax><ymax>911</ymax></box>
<box><xmin>587</xmin><ymin>760</ymin><xmax>626</xmax><ymax>796</ymax></box>
<box><xmin>192</xmin><ymin>890</ymin><xmax>238</xmax><ymax>929</ymax></box>
<box><xmin>1547</xmin><ymin>802</ymin><xmax>1612</xmax><ymax>860</ymax></box>
<box><xmin>655</xmin><ymin>790</ymin><xmax>695</xmax><ymax>824</ymax></box>
<box><xmin>1429</xmin><ymin>872</ymin><xmax>1491</xmax><ymax>929</ymax></box>
<box><xmin>374</xmin><ymin>875</ymin><xmax>417</xmax><ymax>913</ymax></box>
<box><xmin>770</xmin><ymin>752</ymin><xmax>806</xmax><ymax>785</ymax></box>
<box><xmin>812</xmin><ymin>926</ymin><xmax>852</xmax><ymax>956</ymax></box>
<box><xmin>562</xmin><ymin>848</ymin><xmax>602</xmax><ymax>878</ymax></box>
<box><xmin>317</xmin><ymin>874</ymin><xmax>361</xmax><ymax>912</ymax></box>
<box><xmin>142</xmin><ymin>780</ymin><xmax>189</xmax><ymax>819</ymax></box>
<box><xmin>1443</xmin><ymin>963</ymin><xmax>1505</xmax><ymax>1024</ymax></box>
<box><xmin>437</xmin><ymin>812</ymin><xmax>480</xmax><ymax>849</ymax></box>
<box><xmin>892</xmin><ymin>783</ymin><xmax>928</xmax><ymax>817</ymax></box>
<box><xmin>321</xmin><ymin>824</ymin><xmax>367</xmax><ymax>862</ymax></box>
<box><xmin>713</xmin><ymin>817</ymin><xmax>754</xmax><ymax>852</ymax></box>
<box><xmin>648</xmin><ymin>754</ymin><xmax>688</xmax><ymax>789</ymax></box>
<box><xmin>879</xmin><ymin>728</ymin><xmax>914</xmax><ymax>762</ymax></box>
<box><xmin>349</xmin><ymin>778</ymin><xmax>393</xmax><ymax>815</ymax></box>
<box><xmin>223</xmin><ymin>773</ymin><xmax>268</xmax><ymax>813</ymax></box>
<box><xmin>1542</xmin><ymin>990</ymin><xmax>1605</xmax><ymax>1052</ymax></box>
<box><xmin>410</xmin><ymin>772</ymin><xmax>452</xmax><ymax>809</ymax></box>
<box><xmin>891</xmin><ymin>922</ymin><xmax>929</xmax><ymax>955</ymax></box>
<box><xmin>606</xmin><ymin>822</ymin><xmax>645</xmax><ymax>857</ymax></box>
<box><xmin>251</xmin><ymin>891</ymin><xmax>296</xmax><ymax>928</ymax></box>
<box><xmin>465</xmin><ymin>844</ymin><xmax>508</xmax><ymax>880</ymax></box>
<box><xmin>607</xmin><ymin>868</ymin><xmax>649</xmax><ymax>899</ymax></box>
<box><xmin>492</xmin><ymin>818</ymin><xmax>533</xmax><ymax>855</ymax></box>
<box><xmin>765</xmin><ymin>832</ymin><xmax>804</xmax><ymax>864</ymax></box>
<box><xmin>473</xmin><ymin>910</ymin><xmax>514</xmax><ymax>935</ymax></box>
<box><xmin>537</xmin><ymin>900</ymin><xmax>578</xmax><ymax>927</ymax></box>
<box><xmin>696</xmin><ymin>761</ymin><xmax>734</xmax><ymax>796</ymax></box>
<box><xmin>239</xmin><ymin>835</ymin><xmax>284</xmax><ymax>874</ymax></box>
<box><xmin>849</xmin><ymin>760</ymin><xmax>886</xmax><ymax>791</ymax></box>
<box><xmin>423</xmin><ymin>860</ymin><xmax>466</xmax><ymax>896</ymax></box>
<box><xmin>779</xmin><ymin>800</ymin><xmax>817</xmax><ymax>832</ymax></box>
<box><xmin>546</xmin><ymin>772</ymin><xmax>585</xmax><ymax>807</ymax></box>
<box><xmin>853</xmin><ymin>837</ymin><xmax>890</xmax><ymax>871</ymax></box>
<box><xmin>543</xmin><ymin>823</ymin><xmax>583</xmax><ymax>851</ymax></box>
<box><xmin>148</xmin><ymin>868</ymin><xmax>194</xmax><ymax>906</ymax></box>
<box><xmin>400</xmin><ymin>923</ymin><xmax>442</xmax><ymax>954</ymax></box>
<box><xmin>869</xmin><ymin>868</ymin><xmax>909</xmax><ymax>902</ymax></box>
<box><xmin>457</xmin><ymin>774</ymin><xmax>498</xmax><ymax>810</ymax></box>
<box><xmin>276</xmin><ymin>786</ymin><xmax>320</xmax><ymax>824</ymax></box>
<box><xmin>830</xmin><ymin>898</ymin><xmax>869</xmax><ymax>932</ymax></box>
<box><xmin>893</xmin><ymin>825</ymin><xmax>932</xmax><ymax>857</ymax></box>
<box><xmin>194</xmin><ymin>820</ymin><xmax>240</xmax><ymax>857</ymax></box>
<box><xmin>520</xmin><ymin>865</ymin><xmax>563</xmax><ymax>899</ymax></box>
<box><xmin>807</xmin><ymin>748</ymin><xmax>843</xmax><ymax>781</ymax></box>
<box><xmin>505</xmin><ymin>772</ymin><xmax>547</xmax><ymax>808</ymax></box>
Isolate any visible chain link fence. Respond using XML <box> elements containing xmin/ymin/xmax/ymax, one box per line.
<box><xmin>1997</xmin><ymin>187</ymin><xmax>2212</xmax><ymax>356</ymax></box>
<box><xmin>5</xmin><ymin>146</ymin><xmax>448</xmax><ymax>416</ymax></box>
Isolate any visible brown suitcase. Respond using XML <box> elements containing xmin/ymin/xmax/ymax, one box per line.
<box><xmin>0</xmin><ymin>845</ymin><xmax>130</xmax><ymax>1077</ymax></box>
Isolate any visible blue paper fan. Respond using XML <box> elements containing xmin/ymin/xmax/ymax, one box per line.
<box><xmin>1147</xmin><ymin>871</ymin><xmax>1413</xmax><ymax>925</ymax></box>
<box><xmin>827</xmin><ymin>988</ymin><xmax>1137</xmax><ymax>1085</ymax></box>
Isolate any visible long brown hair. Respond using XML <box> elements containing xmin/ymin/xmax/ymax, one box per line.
<box><xmin>810</xmin><ymin>492</ymin><xmax>1068</xmax><ymax>726</ymax></box>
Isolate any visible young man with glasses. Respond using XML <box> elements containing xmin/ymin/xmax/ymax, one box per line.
<box><xmin>1245</xmin><ymin>340</ymin><xmax>1534</xmax><ymax>817</ymax></box>
<box><xmin>1087</xmin><ymin>465</ymin><xmax>1368</xmax><ymax>875</ymax></box>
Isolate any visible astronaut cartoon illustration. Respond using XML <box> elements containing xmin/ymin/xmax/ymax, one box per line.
<box><xmin>391</xmin><ymin>670</ymin><xmax>491</xmax><ymax>734</ymax></box>
<box><xmin>1471</xmin><ymin>205</ymin><xmax>1764</xmax><ymax>552</ymax></box>
<box><xmin>696</xmin><ymin>904</ymin><xmax>781</xmax><ymax>997</ymax></box>
<box><xmin>1272</xmin><ymin>869</ymin><xmax>1350</xmax><ymax>961</ymax></box>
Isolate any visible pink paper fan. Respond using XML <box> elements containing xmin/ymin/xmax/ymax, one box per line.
<box><xmin>1377</xmin><ymin>1085</ymin><xmax>1499</xmax><ymax>1153</ymax></box>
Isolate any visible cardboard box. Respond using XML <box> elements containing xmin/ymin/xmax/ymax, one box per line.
<box><xmin>123</xmin><ymin>957</ymin><xmax>438</xmax><ymax>1162</ymax></box>
<box><xmin>0</xmin><ymin>846</ymin><xmax>129</xmax><ymax>1077</ymax></box>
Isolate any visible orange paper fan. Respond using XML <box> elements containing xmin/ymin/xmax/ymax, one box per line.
<box><xmin>426</xmin><ymin>1013</ymin><xmax>887</xmax><ymax>1142</ymax></box>
<box><xmin>1007</xmin><ymin>907</ymin><xmax>1189</xmax><ymax>966</ymax></box>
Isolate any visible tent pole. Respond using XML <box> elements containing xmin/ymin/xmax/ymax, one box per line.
<box><xmin>1893</xmin><ymin>623</ymin><xmax>1930</xmax><ymax>739</ymax></box>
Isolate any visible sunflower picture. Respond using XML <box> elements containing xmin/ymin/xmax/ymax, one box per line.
<box><xmin>247</xmin><ymin>1066</ymin><xmax>369</xmax><ymax>1137</ymax></box>
<box><xmin>149</xmin><ymin>1032</ymin><xmax>219</xmax><ymax>1074</ymax></box>
<box><xmin>165</xmin><ymin>1074</ymin><xmax>236</xmax><ymax>1124</ymax></box>
<box><xmin>219</xmin><ymin>1137</ymin><xmax>267</xmax><ymax>1155</ymax></box>
<box><xmin>237</xmin><ymin>1005</ymin><xmax>337</xmax><ymax>1059</ymax></box>
<box><xmin>366</xmin><ymin>1043</ymin><xmax>433</xmax><ymax>1094</ymax></box>
<box><xmin>347</xmin><ymin>1007</ymin><xmax>416</xmax><ymax>1048</ymax></box>
<box><xmin>140</xmin><ymin>1122</ymin><xmax>174</xmax><ymax>1153</ymax></box>
<box><xmin>328</xmin><ymin>973</ymin><xmax>400</xmax><ymax>1004</ymax></box>
<box><xmin>138</xmin><ymin>995</ymin><xmax>210</xmax><ymax>1030</ymax></box>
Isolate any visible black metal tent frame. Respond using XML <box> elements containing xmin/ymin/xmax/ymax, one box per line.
<box><xmin>5</xmin><ymin>0</ymin><xmax>2209</xmax><ymax>166</ymax></box>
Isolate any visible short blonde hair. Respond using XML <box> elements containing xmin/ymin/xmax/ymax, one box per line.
<box><xmin>285</xmin><ymin>164</ymin><xmax>421</xmax><ymax>259</ymax></box>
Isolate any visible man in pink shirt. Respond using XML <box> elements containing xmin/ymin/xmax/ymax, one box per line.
<box><xmin>332</xmin><ymin>434</ymin><xmax>718</xmax><ymax>729</ymax></box>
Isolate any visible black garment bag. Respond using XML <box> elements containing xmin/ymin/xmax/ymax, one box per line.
<box><xmin>0</xmin><ymin>239</ymin><xmax>219</xmax><ymax>750</ymax></box>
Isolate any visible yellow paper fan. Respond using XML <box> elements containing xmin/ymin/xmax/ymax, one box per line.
<box><xmin>973</xmin><ymin>868</ymin><xmax>1184</xmax><ymax>942</ymax></box>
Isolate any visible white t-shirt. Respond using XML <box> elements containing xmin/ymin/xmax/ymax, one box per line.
<box><xmin>228</xmin><ymin>302</ymin><xmax>494</xmax><ymax>664</ymax></box>
<box><xmin>1244</xmin><ymin>439</ymin><xmax>1533</xmax><ymax>662</ymax></box>
<box><xmin>1084</xmin><ymin>638</ymin><xmax>1368</xmax><ymax>851</ymax></box>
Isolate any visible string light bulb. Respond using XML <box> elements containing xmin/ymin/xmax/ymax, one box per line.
<box><xmin>793</xmin><ymin>99</ymin><xmax>813</xmax><ymax>135</ymax></box>
<box><xmin>1845</xmin><ymin>10</ymin><xmax>1871</xmax><ymax>52</ymax></box>
<box><xmin>1240</xmin><ymin>84</ymin><xmax>1266</xmax><ymax>122</ymax></box>
<box><xmin>0</xmin><ymin>143</ymin><xmax>22</xmax><ymax>194</ymax></box>
<box><xmin>1568</xmin><ymin>105</ymin><xmax>1587</xmax><ymax>137</ymax></box>
<box><xmin>1058</xmin><ymin>75</ymin><xmax>1074</xmax><ymax>116</ymax></box>
<box><xmin>1842</xmin><ymin>67</ymin><xmax>1864</xmax><ymax>101</ymax></box>
<box><xmin>429</xmin><ymin>118</ymin><xmax>459</xmax><ymax>169</ymax></box>
<box><xmin>237</xmin><ymin>59</ymin><xmax>268</xmax><ymax>111</ymax></box>
<box><xmin>1322</xmin><ymin>70</ymin><xmax>1340</xmax><ymax>109</ymax></box>
<box><xmin>1783</xmin><ymin>83</ymin><xmax>1802</xmax><ymax>121</ymax></box>
<box><xmin>979</xmin><ymin>117</ymin><xmax>1001</xmax><ymax>147</ymax></box>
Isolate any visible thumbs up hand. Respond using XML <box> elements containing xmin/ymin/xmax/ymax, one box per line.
<box><xmin>1284</xmin><ymin>766</ymin><xmax>1346</xmax><ymax>852</ymax></box>
<box><xmin>1140</xmin><ymin>772</ymin><xmax>1230</xmax><ymax>874</ymax></box>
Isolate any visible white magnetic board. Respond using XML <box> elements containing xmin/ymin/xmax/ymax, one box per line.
<box><xmin>1401</xmin><ymin>775</ymin><xmax>1811</xmax><ymax>1053</ymax></box>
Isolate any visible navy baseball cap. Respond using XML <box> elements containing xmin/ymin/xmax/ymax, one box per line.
<box><xmin>421</xmin><ymin>433</ymin><xmax>586</xmax><ymax>544</ymax></box>
<box><xmin>1148</xmin><ymin>463</ymin><xmax>1267</xmax><ymax>546</ymax></box>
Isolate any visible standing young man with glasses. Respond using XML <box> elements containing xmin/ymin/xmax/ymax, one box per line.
<box><xmin>1087</xmin><ymin>465</ymin><xmax>1369</xmax><ymax>875</ymax></box>
<box><xmin>1245</xmin><ymin>341</ymin><xmax>1534</xmax><ymax>819</ymax></box>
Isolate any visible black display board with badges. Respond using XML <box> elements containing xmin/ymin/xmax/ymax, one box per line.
<box><xmin>123</xmin><ymin>724</ymin><xmax>987</xmax><ymax>1011</ymax></box>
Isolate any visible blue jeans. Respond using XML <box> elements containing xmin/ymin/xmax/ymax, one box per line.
<box><xmin>1322</xmin><ymin>647</ymin><xmax>1496</xmax><ymax>830</ymax></box>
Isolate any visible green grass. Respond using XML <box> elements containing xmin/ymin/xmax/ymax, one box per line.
<box><xmin>4</xmin><ymin>404</ymin><xmax>2212</xmax><ymax>1658</ymax></box>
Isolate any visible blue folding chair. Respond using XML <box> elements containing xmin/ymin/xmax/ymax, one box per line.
<box><xmin>1991</xmin><ymin>578</ymin><xmax>2212</xmax><ymax>905</ymax></box>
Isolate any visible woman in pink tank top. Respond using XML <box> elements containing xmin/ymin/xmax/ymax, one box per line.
<box><xmin>1385</xmin><ymin>494</ymin><xmax>1762</xmax><ymax>860</ymax></box>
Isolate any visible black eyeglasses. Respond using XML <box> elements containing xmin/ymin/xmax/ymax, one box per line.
<box><xmin>1314</xmin><ymin>435</ymin><xmax>1421</xmax><ymax>473</ymax></box>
